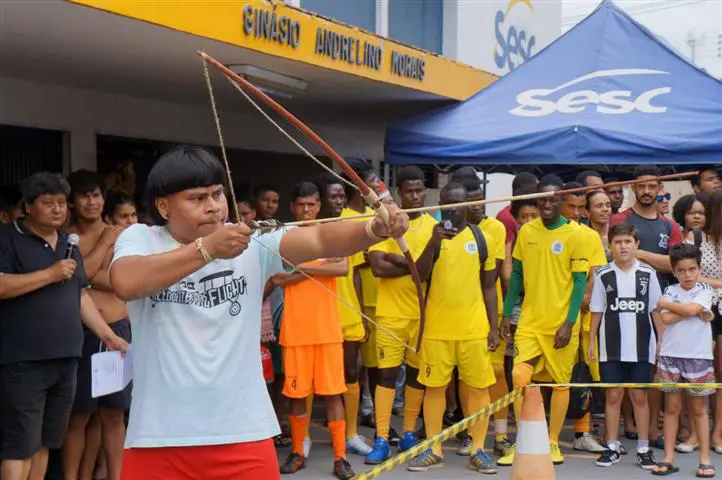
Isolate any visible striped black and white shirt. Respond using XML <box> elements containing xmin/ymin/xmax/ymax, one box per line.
<box><xmin>590</xmin><ymin>261</ymin><xmax>662</xmax><ymax>364</ymax></box>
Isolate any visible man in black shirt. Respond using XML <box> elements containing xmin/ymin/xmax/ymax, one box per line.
<box><xmin>0</xmin><ymin>172</ymin><xmax>127</xmax><ymax>480</ymax></box>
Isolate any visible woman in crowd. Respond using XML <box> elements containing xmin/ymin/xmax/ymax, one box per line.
<box><xmin>673</xmin><ymin>193</ymin><xmax>708</xmax><ymax>234</ymax></box>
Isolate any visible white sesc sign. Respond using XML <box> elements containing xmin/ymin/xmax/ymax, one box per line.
<box><xmin>509</xmin><ymin>69</ymin><xmax>672</xmax><ymax>117</ymax></box>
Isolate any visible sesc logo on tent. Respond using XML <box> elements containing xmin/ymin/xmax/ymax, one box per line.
<box><xmin>509</xmin><ymin>69</ymin><xmax>672</xmax><ymax>117</ymax></box>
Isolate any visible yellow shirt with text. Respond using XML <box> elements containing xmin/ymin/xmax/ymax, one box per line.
<box><xmin>341</xmin><ymin>207</ymin><xmax>379</xmax><ymax>309</ymax></box>
<box><xmin>369</xmin><ymin>214</ymin><xmax>437</xmax><ymax>319</ymax></box>
<box><xmin>425</xmin><ymin>226</ymin><xmax>497</xmax><ymax>341</ymax></box>
<box><xmin>513</xmin><ymin>218</ymin><xmax>590</xmax><ymax>336</ymax></box>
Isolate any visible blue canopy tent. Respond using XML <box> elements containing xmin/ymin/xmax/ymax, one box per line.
<box><xmin>385</xmin><ymin>1</ymin><xmax>722</xmax><ymax>169</ymax></box>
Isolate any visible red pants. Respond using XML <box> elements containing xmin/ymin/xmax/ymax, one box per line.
<box><xmin>121</xmin><ymin>439</ymin><xmax>279</xmax><ymax>480</ymax></box>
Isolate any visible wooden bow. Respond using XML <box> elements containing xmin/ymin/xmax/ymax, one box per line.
<box><xmin>199</xmin><ymin>51</ymin><xmax>426</xmax><ymax>353</ymax></box>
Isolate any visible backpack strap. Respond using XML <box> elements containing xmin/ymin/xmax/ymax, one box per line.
<box><xmin>469</xmin><ymin>223</ymin><xmax>489</xmax><ymax>287</ymax></box>
<box><xmin>693</xmin><ymin>227</ymin><xmax>703</xmax><ymax>248</ymax></box>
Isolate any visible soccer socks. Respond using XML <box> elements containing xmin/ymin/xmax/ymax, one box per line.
<box><xmin>511</xmin><ymin>362</ymin><xmax>534</xmax><ymax>425</ymax></box>
<box><xmin>575</xmin><ymin>412</ymin><xmax>591</xmax><ymax>434</ymax></box>
<box><xmin>549</xmin><ymin>388</ymin><xmax>570</xmax><ymax>443</ymax></box>
<box><xmin>343</xmin><ymin>383</ymin><xmax>360</xmax><ymax>439</ymax></box>
<box><xmin>403</xmin><ymin>386</ymin><xmax>425</xmax><ymax>433</ymax></box>
<box><xmin>467</xmin><ymin>386</ymin><xmax>491</xmax><ymax>453</ymax></box>
<box><xmin>423</xmin><ymin>386</ymin><xmax>446</xmax><ymax>456</ymax></box>
<box><xmin>289</xmin><ymin>414</ymin><xmax>309</xmax><ymax>457</ymax></box>
<box><xmin>490</xmin><ymin>362</ymin><xmax>509</xmax><ymax>440</ymax></box>
<box><xmin>328</xmin><ymin>419</ymin><xmax>347</xmax><ymax>460</ymax></box>
<box><xmin>374</xmin><ymin>385</ymin><xmax>396</xmax><ymax>440</ymax></box>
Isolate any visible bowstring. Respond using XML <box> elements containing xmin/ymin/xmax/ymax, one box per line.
<box><xmin>200</xmin><ymin>58</ymin><xmax>415</xmax><ymax>353</ymax></box>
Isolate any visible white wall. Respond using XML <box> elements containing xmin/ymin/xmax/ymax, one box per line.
<box><xmin>0</xmin><ymin>77</ymin><xmax>386</xmax><ymax>172</ymax></box>
<box><xmin>448</xmin><ymin>0</ymin><xmax>561</xmax><ymax>76</ymax></box>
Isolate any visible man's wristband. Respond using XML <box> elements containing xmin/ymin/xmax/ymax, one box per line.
<box><xmin>195</xmin><ymin>238</ymin><xmax>214</xmax><ymax>264</ymax></box>
<box><xmin>365</xmin><ymin>219</ymin><xmax>388</xmax><ymax>242</ymax></box>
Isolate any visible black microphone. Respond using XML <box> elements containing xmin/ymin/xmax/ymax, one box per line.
<box><xmin>61</xmin><ymin>233</ymin><xmax>80</xmax><ymax>286</ymax></box>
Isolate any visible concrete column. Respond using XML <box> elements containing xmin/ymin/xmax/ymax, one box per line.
<box><xmin>442</xmin><ymin>0</ymin><xmax>459</xmax><ymax>60</ymax></box>
<box><xmin>69</xmin><ymin>128</ymin><xmax>97</xmax><ymax>172</ymax></box>
<box><xmin>376</xmin><ymin>0</ymin><xmax>389</xmax><ymax>36</ymax></box>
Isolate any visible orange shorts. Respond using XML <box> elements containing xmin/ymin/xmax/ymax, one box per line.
<box><xmin>282</xmin><ymin>343</ymin><xmax>346</xmax><ymax>398</ymax></box>
<box><xmin>121</xmin><ymin>439</ymin><xmax>279</xmax><ymax>480</ymax></box>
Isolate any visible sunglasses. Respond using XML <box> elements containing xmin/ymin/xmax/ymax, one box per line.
<box><xmin>656</xmin><ymin>193</ymin><xmax>671</xmax><ymax>202</ymax></box>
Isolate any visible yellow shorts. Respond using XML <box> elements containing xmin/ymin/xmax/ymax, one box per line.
<box><xmin>342</xmin><ymin>321</ymin><xmax>365</xmax><ymax>343</ymax></box>
<box><xmin>490</xmin><ymin>339</ymin><xmax>507</xmax><ymax>365</ymax></box>
<box><xmin>579</xmin><ymin>334</ymin><xmax>600</xmax><ymax>381</ymax></box>
<box><xmin>283</xmin><ymin>343</ymin><xmax>347</xmax><ymax>399</ymax></box>
<box><xmin>418</xmin><ymin>338</ymin><xmax>496</xmax><ymax>390</ymax></box>
<box><xmin>360</xmin><ymin>307</ymin><xmax>377</xmax><ymax>368</ymax></box>
<box><xmin>376</xmin><ymin>316</ymin><xmax>420</xmax><ymax>370</ymax></box>
<box><xmin>513</xmin><ymin>330</ymin><xmax>579</xmax><ymax>384</ymax></box>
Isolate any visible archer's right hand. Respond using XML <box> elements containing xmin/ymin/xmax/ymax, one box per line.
<box><xmin>203</xmin><ymin>223</ymin><xmax>252</xmax><ymax>260</ymax></box>
<box><xmin>48</xmin><ymin>259</ymin><xmax>77</xmax><ymax>283</ymax></box>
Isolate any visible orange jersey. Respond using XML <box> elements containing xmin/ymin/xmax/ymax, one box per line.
<box><xmin>280</xmin><ymin>260</ymin><xmax>343</xmax><ymax>346</ymax></box>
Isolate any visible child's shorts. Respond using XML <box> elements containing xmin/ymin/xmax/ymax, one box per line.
<box><xmin>655</xmin><ymin>356</ymin><xmax>715</xmax><ymax>396</ymax></box>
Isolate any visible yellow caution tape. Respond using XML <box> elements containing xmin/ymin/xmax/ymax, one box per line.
<box><xmin>353</xmin><ymin>388</ymin><xmax>522</xmax><ymax>480</ymax></box>
<box><xmin>532</xmin><ymin>382</ymin><xmax>722</xmax><ymax>389</ymax></box>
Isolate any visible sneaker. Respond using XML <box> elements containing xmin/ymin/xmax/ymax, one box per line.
<box><xmin>573</xmin><ymin>432</ymin><xmax>607</xmax><ymax>453</ymax></box>
<box><xmin>398</xmin><ymin>431</ymin><xmax>419</xmax><ymax>452</ymax></box>
<box><xmin>347</xmin><ymin>435</ymin><xmax>372</xmax><ymax>456</ymax></box>
<box><xmin>388</xmin><ymin>427</ymin><xmax>400</xmax><ymax>446</ymax></box>
<box><xmin>469</xmin><ymin>449</ymin><xmax>498</xmax><ymax>474</ymax></box>
<box><xmin>333</xmin><ymin>458</ymin><xmax>355</xmax><ymax>480</ymax></box>
<box><xmin>303</xmin><ymin>437</ymin><xmax>312</xmax><ymax>458</ymax></box>
<box><xmin>494</xmin><ymin>437</ymin><xmax>514</xmax><ymax>457</ymax></box>
<box><xmin>457</xmin><ymin>436</ymin><xmax>472</xmax><ymax>456</ymax></box>
<box><xmin>364</xmin><ymin>437</ymin><xmax>390</xmax><ymax>465</ymax></box>
<box><xmin>596</xmin><ymin>449</ymin><xmax>621</xmax><ymax>467</ymax></box>
<box><xmin>550</xmin><ymin>442</ymin><xmax>564</xmax><ymax>465</ymax></box>
<box><xmin>280</xmin><ymin>452</ymin><xmax>306</xmax><ymax>474</ymax></box>
<box><xmin>636</xmin><ymin>449</ymin><xmax>657</xmax><ymax>470</ymax></box>
<box><xmin>407</xmin><ymin>449</ymin><xmax>444</xmax><ymax>472</ymax></box>
<box><xmin>497</xmin><ymin>446</ymin><xmax>514</xmax><ymax>466</ymax></box>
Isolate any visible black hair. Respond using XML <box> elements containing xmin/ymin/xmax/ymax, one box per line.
<box><xmin>585</xmin><ymin>190</ymin><xmax>609</xmax><ymax>210</ymax></box>
<box><xmin>670</xmin><ymin>243</ymin><xmax>701</xmax><ymax>268</ymax></box>
<box><xmin>512</xmin><ymin>172</ymin><xmax>539</xmax><ymax>194</ymax></box>
<box><xmin>608</xmin><ymin>222</ymin><xmax>639</xmax><ymax>242</ymax></box>
<box><xmin>343</xmin><ymin>158</ymin><xmax>375</xmax><ymax>200</ymax></box>
<box><xmin>691</xmin><ymin>167</ymin><xmax>719</xmax><ymax>187</ymax></box>
<box><xmin>252</xmin><ymin>182</ymin><xmax>278</xmax><ymax>199</ymax></box>
<box><xmin>290</xmin><ymin>181</ymin><xmax>319</xmax><ymax>202</ymax></box>
<box><xmin>634</xmin><ymin>165</ymin><xmax>661</xmax><ymax>179</ymax></box>
<box><xmin>67</xmin><ymin>169</ymin><xmax>106</xmax><ymax>200</ymax></box>
<box><xmin>145</xmin><ymin>146</ymin><xmax>227</xmax><ymax>225</ymax></box>
<box><xmin>236</xmin><ymin>197</ymin><xmax>254</xmax><ymax>207</ymax></box>
<box><xmin>439</xmin><ymin>181</ymin><xmax>467</xmax><ymax>203</ymax></box>
<box><xmin>538</xmin><ymin>174</ymin><xmax>563</xmax><ymax>191</ymax></box>
<box><xmin>103</xmin><ymin>191</ymin><xmax>136</xmax><ymax>219</ymax></box>
<box><xmin>460</xmin><ymin>177</ymin><xmax>482</xmax><ymax>193</ymax></box>
<box><xmin>575</xmin><ymin>170</ymin><xmax>602</xmax><ymax>186</ymax></box>
<box><xmin>511</xmin><ymin>198</ymin><xmax>538</xmax><ymax>219</ymax></box>
<box><xmin>0</xmin><ymin>184</ymin><xmax>21</xmax><ymax>214</ymax></box>
<box><xmin>396</xmin><ymin>166</ymin><xmax>425</xmax><ymax>189</ymax></box>
<box><xmin>314</xmin><ymin>172</ymin><xmax>344</xmax><ymax>199</ymax></box>
<box><xmin>21</xmin><ymin>172</ymin><xmax>70</xmax><ymax>206</ymax></box>
<box><xmin>449</xmin><ymin>166</ymin><xmax>478</xmax><ymax>183</ymax></box>
<box><xmin>672</xmin><ymin>193</ymin><xmax>708</xmax><ymax>228</ymax></box>
<box><xmin>562</xmin><ymin>181</ymin><xmax>584</xmax><ymax>197</ymax></box>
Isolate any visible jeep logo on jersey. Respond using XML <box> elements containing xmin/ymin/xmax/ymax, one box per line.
<box><xmin>510</xmin><ymin>69</ymin><xmax>672</xmax><ymax>118</ymax></box>
<box><xmin>609</xmin><ymin>297</ymin><xmax>647</xmax><ymax>313</ymax></box>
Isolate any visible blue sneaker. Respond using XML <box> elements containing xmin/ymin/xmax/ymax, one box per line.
<box><xmin>365</xmin><ymin>437</ymin><xmax>390</xmax><ymax>465</ymax></box>
<box><xmin>398</xmin><ymin>431</ymin><xmax>419</xmax><ymax>452</ymax></box>
<box><xmin>469</xmin><ymin>449</ymin><xmax>497</xmax><ymax>474</ymax></box>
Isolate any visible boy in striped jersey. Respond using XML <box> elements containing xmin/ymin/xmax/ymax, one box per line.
<box><xmin>589</xmin><ymin>223</ymin><xmax>662</xmax><ymax>470</ymax></box>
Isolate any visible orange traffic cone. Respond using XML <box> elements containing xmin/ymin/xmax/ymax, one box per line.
<box><xmin>511</xmin><ymin>387</ymin><xmax>555</xmax><ymax>480</ymax></box>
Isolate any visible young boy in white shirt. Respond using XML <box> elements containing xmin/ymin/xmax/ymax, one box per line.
<box><xmin>588</xmin><ymin>223</ymin><xmax>662</xmax><ymax>470</ymax></box>
<box><xmin>652</xmin><ymin>243</ymin><xmax>715</xmax><ymax>478</ymax></box>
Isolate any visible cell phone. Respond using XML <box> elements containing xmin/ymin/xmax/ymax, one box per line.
<box><xmin>439</xmin><ymin>209</ymin><xmax>461</xmax><ymax>231</ymax></box>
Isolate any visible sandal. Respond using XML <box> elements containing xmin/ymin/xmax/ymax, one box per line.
<box><xmin>697</xmin><ymin>464</ymin><xmax>716</xmax><ymax>478</ymax></box>
<box><xmin>652</xmin><ymin>463</ymin><xmax>680</xmax><ymax>476</ymax></box>
<box><xmin>677</xmin><ymin>442</ymin><xmax>700</xmax><ymax>453</ymax></box>
<box><xmin>713</xmin><ymin>445</ymin><xmax>722</xmax><ymax>455</ymax></box>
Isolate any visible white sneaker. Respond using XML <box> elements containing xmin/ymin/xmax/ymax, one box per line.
<box><xmin>457</xmin><ymin>436</ymin><xmax>472</xmax><ymax>456</ymax></box>
<box><xmin>573</xmin><ymin>432</ymin><xmax>607</xmax><ymax>453</ymax></box>
<box><xmin>303</xmin><ymin>437</ymin><xmax>312</xmax><ymax>458</ymax></box>
<box><xmin>347</xmin><ymin>434</ymin><xmax>372</xmax><ymax>455</ymax></box>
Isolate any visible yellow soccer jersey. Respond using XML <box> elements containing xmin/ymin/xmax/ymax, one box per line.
<box><xmin>513</xmin><ymin>218</ymin><xmax>590</xmax><ymax>336</ymax></box>
<box><xmin>425</xmin><ymin>226</ymin><xmax>497</xmax><ymax>341</ymax></box>
<box><xmin>479</xmin><ymin>216</ymin><xmax>507</xmax><ymax>316</ymax></box>
<box><xmin>580</xmin><ymin>223</ymin><xmax>607</xmax><ymax>332</ymax></box>
<box><xmin>341</xmin><ymin>207</ymin><xmax>378</xmax><ymax>308</ymax></box>
<box><xmin>370</xmin><ymin>214</ymin><xmax>436</xmax><ymax>319</ymax></box>
<box><xmin>337</xmin><ymin>207</ymin><xmax>368</xmax><ymax>327</ymax></box>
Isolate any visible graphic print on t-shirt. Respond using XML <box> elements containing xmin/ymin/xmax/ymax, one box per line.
<box><xmin>150</xmin><ymin>270</ymin><xmax>248</xmax><ymax>315</ymax></box>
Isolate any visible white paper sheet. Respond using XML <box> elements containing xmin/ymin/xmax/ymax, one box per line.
<box><xmin>91</xmin><ymin>344</ymin><xmax>133</xmax><ymax>398</ymax></box>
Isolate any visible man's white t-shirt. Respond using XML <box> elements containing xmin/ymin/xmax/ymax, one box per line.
<box><xmin>112</xmin><ymin>224</ymin><xmax>284</xmax><ymax>448</ymax></box>
<box><xmin>659</xmin><ymin>282</ymin><xmax>714</xmax><ymax>360</ymax></box>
